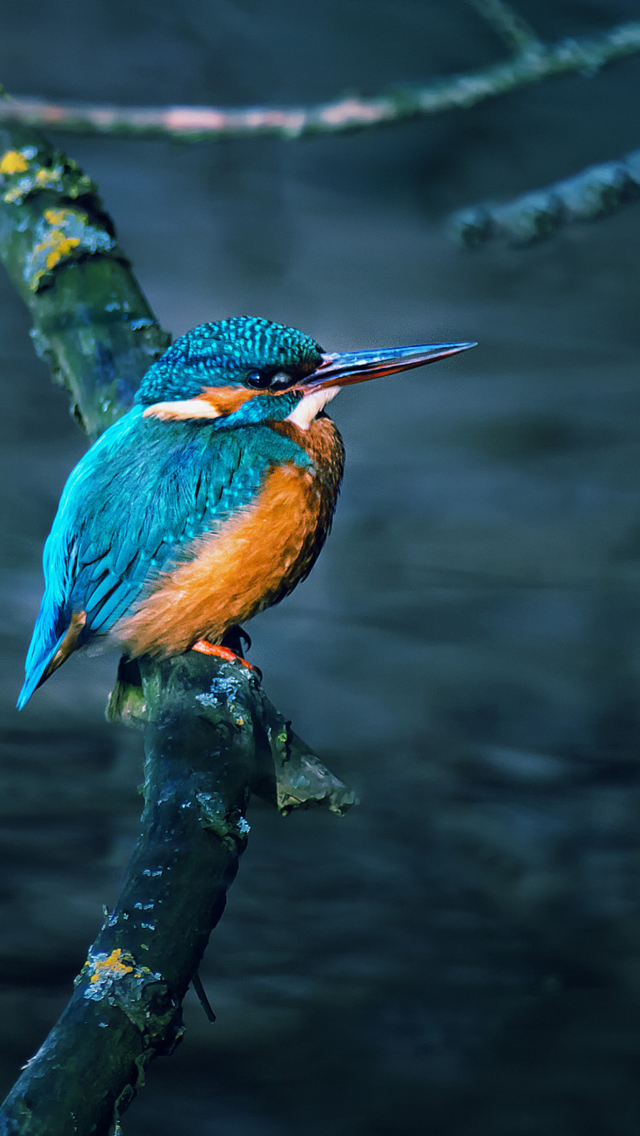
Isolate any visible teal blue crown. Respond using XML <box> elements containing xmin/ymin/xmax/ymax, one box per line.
<box><xmin>136</xmin><ymin>317</ymin><xmax>323</xmax><ymax>405</ymax></box>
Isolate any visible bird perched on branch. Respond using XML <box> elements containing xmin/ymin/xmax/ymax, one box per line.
<box><xmin>18</xmin><ymin>317</ymin><xmax>474</xmax><ymax>708</ymax></box>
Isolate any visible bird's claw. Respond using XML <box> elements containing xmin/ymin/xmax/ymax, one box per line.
<box><xmin>191</xmin><ymin>639</ymin><xmax>257</xmax><ymax>673</ymax></box>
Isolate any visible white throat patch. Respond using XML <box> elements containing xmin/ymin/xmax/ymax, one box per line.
<box><xmin>285</xmin><ymin>386</ymin><xmax>340</xmax><ymax>431</ymax></box>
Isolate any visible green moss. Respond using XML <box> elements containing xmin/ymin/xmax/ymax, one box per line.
<box><xmin>0</xmin><ymin>124</ymin><xmax>170</xmax><ymax>436</ymax></box>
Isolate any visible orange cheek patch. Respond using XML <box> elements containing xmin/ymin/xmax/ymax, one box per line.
<box><xmin>201</xmin><ymin>385</ymin><xmax>256</xmax><ymax>414</ymax></box>
<box><xmin>144</xmin><ymin>386</ymin><xmax>257</xmax><ymax>421</ymax></box>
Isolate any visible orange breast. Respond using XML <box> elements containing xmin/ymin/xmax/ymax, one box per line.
<box><xmin>115</xmin><ymin>416</ymin><xmax>344</xmax><ymax>658</ymax></box>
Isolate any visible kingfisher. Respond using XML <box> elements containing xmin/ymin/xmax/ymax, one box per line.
<box><xmin>18</xmin><ymin>317</ymin><xmax>474</xmax><ymax>709</ymax></box>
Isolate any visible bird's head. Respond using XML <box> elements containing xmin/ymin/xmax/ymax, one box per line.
<box><xmin>136</xmin><ymin>316</ymin><xmax>475</xmax><ymax>431</ymax></box>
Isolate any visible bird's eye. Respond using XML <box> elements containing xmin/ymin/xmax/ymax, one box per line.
<box><xmin>245</xmin><ymin>370</ymin><xmax>272</xmax><ymax>389</ymax></box>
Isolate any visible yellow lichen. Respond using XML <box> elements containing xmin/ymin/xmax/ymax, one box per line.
<box><xmin>89</xmin><ymin>948</ymin><xmax>135</xmax><ymax>983</ymax></box>
<box><xmin>46</xmin><ymin>234</ymin><xmax>80</xmax><ymax>269</ymax></box>
<box><xmin>3</xmin><ymin>186</ymin><xmax>26</xmax><ymax>204</ymax></box>
<box><xmin>36</xmin><ymin>210</ymin><xmax>82</xmax><ymax>269</ymax></box>
<box><xmin>35</xmin><ymin>167</ymin><xmax>61</xmax><ymax>188</ymax></box>
<box><xmin>0</xmin><ymin>150</ymin><xmax>29</xmax><ymax>175</ymax></box>
<box><xmin>44</xmin><ymin>207</ymin><xmax>70</xmax><ymax>226</ymax></box>
<box><xmin>25</xmin><ymin>204</ymin><xmax>114</xmax><ymax>290</ymax></box>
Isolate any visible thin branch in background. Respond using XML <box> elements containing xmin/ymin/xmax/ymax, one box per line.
<box><xmin>468</xmin><ymin>0</ymin><xmax>543</xmax><ymax>55</ymax></box>
<box><xmin>0</xmin><ymin>20</ymin><xmax>639</xmax><ymax>140</ymax></box>
<box><xmin>450</xmin><ymin>148</ymin><xmax>640</xmax><ymax>247</ymax></box>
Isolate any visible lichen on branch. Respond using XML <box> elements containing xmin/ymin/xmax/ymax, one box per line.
<box><xmin>0</xmin><ymin>123</ymin><xmax>355</xmax><ymax>1136</ymax></box>
<box><xmin>451</xmin><ymin>148</ymin><xmax>640</xmax><ymax>247</ymax></box>
<box><xmin>0</xmin><ymin>125</ymin><xmax>170</xmax><ymax>437</ymax></box>
<box><xmin>0</xmin><ymin>19</ymin><xmax>639</xmax><ymax>142</ymax></box>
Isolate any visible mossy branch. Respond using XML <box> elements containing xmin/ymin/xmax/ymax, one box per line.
<box><xmin>451</xmin><ymin>147</ymin><xmax>640</xmax><ymax>247</ymax></box>
<box><xmin>0</xmin><ymin>656</ymin><xmax>354</xmax><ymax>1135</ymax></box>
<box><xmin>0</xmin><ymin>19</ymin><xmax>639</xmax><ymax>141</ymax></box>
<box><xmin>0</xmin><ymin>126</ymin><xmax>355</xmax><ymax>1135</ymax></box>
<box><xmin>0</xmin><ymin>124</ymin><xmax>170</xmax><ymax>437</ymax></box>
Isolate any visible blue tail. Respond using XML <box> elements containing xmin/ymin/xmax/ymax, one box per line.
<box><xmin>17</xmin><ymin>595</ymin><xmax>68</xmax><ymax>710</ymax></box>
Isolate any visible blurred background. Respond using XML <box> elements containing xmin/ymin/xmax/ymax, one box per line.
<box><xmin>2</xmin><ymin>1</ymin><xmax>640</xmax><ymax>1133</ymax></box>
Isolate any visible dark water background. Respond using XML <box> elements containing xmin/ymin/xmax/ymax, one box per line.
<box><xmin>2</xmin><ymin>1</ymin><xmax>640</xmax><ymax>1133</ymax></box>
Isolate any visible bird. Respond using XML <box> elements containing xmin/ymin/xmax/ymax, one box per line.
<box><xmin>18</xmin><ymin>316</ymin><xmax>475</xmax><ymax>709</ymax></box>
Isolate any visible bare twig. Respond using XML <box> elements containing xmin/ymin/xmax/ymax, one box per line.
<box><xmin>468</xmin><ymin>0</ymin><xmax>543</xmax><ymax>55</ymax></box>
<box><xmin>450</xmin><ymin>148</ymin><xmax>640</xmax><ymax>247</ymax></box>
<box><xmin>0</xmin><ymin>20</ymin><xmax>639</xmax><ymax>141</ymax></box>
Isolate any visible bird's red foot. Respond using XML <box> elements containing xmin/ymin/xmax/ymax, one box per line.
<box><xmin>192</xmin><ymin>639</ymin><xmax>256</xmax><ymax>672</ymax></box>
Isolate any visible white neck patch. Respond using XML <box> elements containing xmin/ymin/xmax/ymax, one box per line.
<box><xmin>285</xmin><ymin>386</ymin><xmax>340</xmax><ymax>431</ymax></box>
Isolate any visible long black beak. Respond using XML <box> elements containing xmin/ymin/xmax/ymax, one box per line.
<box><xmin>299</xmin><ymin>341</ymin><xmax>477</xmax><ymax>391</ymax></box>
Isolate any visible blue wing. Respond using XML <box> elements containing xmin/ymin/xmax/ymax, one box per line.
<box><xmin>18</xmin><ymin>407</ymin><xmax>308</xmax><ymax>708</ymax></box>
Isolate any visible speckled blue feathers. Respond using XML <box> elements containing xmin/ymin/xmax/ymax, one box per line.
<box><xmin>18</xmin><ymin>316</ymin><xmax>345</xmax><ymax>709</ymax></box>
<box><xmin>136</xmin><ymin>316</ymin><xmax>323</xmax><ymax>405</ymax></box>
<box><xmin>17</xmin><ymin>403</ymin><xmax>314</xmax><ymax>708</ymax></box>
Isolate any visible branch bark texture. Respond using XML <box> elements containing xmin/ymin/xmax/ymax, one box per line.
<box><xmin>0</xmin><ymin>125</ymin><xmax>170</xmax><ymax>436</ymax></box>
<box><xmin>451</xmin><ymin>147</ymin><xmax>640</xmax><ymax>246</ymax></box>
<box><xmin>1</xmin><ymin>19</ymin><xmax>639</xmax><ymax>142</ymax></box>
<box><xmin>0</xmin><ymin>125</ymin><xmax>355</xmax><ymax>1134</ymax></box>
<box><xmin>0</xmin><ymin>656</ymin><xmax>354</xmax><ymax>1135</ymax></box>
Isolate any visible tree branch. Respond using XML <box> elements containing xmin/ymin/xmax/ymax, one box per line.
<box><xmin>468</xmin><ymin>0</ymin><xmax>543</xmax><ymax>56</ymax></box>
<box><xmin>450</xmin><ymin>147</ymin><xmax>640</xmax><ymax>246</ymax></box>
<box><xmin>0</xmin><ymin>125</ymin><xmax>170</xmax><ymax>437</ymax></box>
<box><xmin>0</xmin><ymin>19</ymin><xmax>639</xmax><ymax>141</ymax></box>
<box><xmin>0</xmin><ymin>655</ymin><xmax>355</xmax><ymax>1135</ymax></box>
<box><xmin>0</xmin><ymin>125</ymin><xmax>355</xmax><ymax>1134</ymax></box>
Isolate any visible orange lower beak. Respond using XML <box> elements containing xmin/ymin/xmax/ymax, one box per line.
<box><xmin>299</xmin><ymin>341</ymin><xmax>476</xmax><ymax>391</ymax></box>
